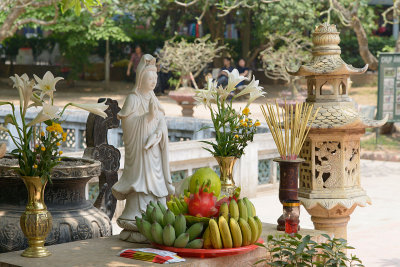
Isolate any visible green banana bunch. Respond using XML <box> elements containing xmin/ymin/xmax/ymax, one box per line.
<box><xmin>166</xmin><ymin>195</ymin><xmax>188</xmax><ymax>215</ymax></box>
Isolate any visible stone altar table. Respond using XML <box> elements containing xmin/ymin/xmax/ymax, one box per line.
<box><xmin>0</xmin><ymin>223</ymin><xmax>326</xmax><ymax>267</ymax></box>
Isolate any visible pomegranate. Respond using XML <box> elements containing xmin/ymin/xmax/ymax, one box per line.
<box><xmin>186</xmin><ymin>181</ymin><xmax>218</xmax><ymax>218</ymax></box>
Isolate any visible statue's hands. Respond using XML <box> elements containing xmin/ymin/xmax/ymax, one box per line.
<box><xmin>147</xmin><ymin>99</ymin><xmax>157</xmax><ymax>122</ymax></box>
<box><xmin>144</xmin><ymin>132</ymin><xmax>162</xmax><ymax>150</ymax></box>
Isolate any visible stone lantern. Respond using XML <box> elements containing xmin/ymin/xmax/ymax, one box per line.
<box><xmin>288</xmin><ymin>23</ymin><xmax>387</xmax><ymax>239</ymax></box>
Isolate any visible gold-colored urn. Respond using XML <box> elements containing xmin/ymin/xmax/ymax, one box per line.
<box><xmin>20</xmin><ymin>176</ymin><xmax>52</xmax><ymax>257</ymax></box>
<box><xmin>215</xmin><ymin>156</ymin><xmax>237</xmax><ymax>197</ymax></box>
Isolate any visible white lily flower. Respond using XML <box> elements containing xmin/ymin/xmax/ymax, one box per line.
<box><xmin>33</xmin><ymin>71</ymin><xmax>63</xmax><ymax>100</ymax></box>
<box><xmin>224</xmin><ymin>69</ymin><xmax>248</xmax><ymax>92</ymax></box>
<box><xmin>194</xmin><ymin>79</ymin><xmax>217</xmax><ymax>108</ymax></box>
<box><xmin>233</xmin><ymin>76</ymin><xmax>264</xmax><ymax>99</ymax></box>
<box><xmin>27</xmin><ymin>103</ymin><xmax>60</xmax><ymax>127</ymax></box>
<box><xmin>69</xmin><ymin>100</ymin><xmax>108</xmax><ymax>118</ymax></box>
<box><xmin>215</xmin><ymin>84</ymin><xmax>230</xmax><ymax>101</ymax></box>
<box><xmin>10</xmin><ymin>74</ymin><xmax>31</xmax><ymax>109</ymax></box>
<box><xmin>246</xmin><ymin>90</ymin><xmax>266</xmax><ymax>107</ymax></box>
<box><xmin>28</xmin><ymin>93</ymin><xmax>43</xmax><ymax>108</ymax></box>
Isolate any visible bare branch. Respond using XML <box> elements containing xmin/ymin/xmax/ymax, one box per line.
<box><xmin>259</xmin><ymin>0</ymin><xmax>280</xmax><ymax>3</ymax></box>
<box><xmin>217</xmin><ymin>1</ymin><xmax>241</xmax><ymax>17</ymax></box>
<box><xmin>174</xmin><ymin>0</ymin><xmax>201</xmax><ymax>7</ymax></box>
<box><xmin>13</xmin><ymin>3</ymin><xmax>59</xmax><ymax>29</ymax></box>
<box><xmin>197</xmin><ymin>0</ymin><xmax>208</xmax><ymax>21</ymax></box>
<box><xmin>0</xmin><ymin>0</ymin><xmax>58</xmax><ymax>42</ymax></box>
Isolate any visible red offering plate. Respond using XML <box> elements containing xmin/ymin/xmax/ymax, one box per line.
<box><xmin>152</xmin><ymin>238</ymin><xmax>264</xmax><ymax>258</ymax></box>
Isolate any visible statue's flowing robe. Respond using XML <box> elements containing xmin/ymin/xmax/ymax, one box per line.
<box><xmin>112</xmin><ymin>91</ymin><xmax>172</xmax><ymax>220</ymax></box>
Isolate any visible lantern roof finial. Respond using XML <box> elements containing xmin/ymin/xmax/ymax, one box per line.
<box><xmin>288</xmin><ymin>23</ymin><xmax>367</xmax><ymax>76</ymax></box>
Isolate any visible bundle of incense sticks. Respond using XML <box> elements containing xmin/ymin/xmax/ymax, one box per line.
<box><xmin>261</xmin><ymin>101</ymin><xmax>320</xmax><ymax>160</ymax></box>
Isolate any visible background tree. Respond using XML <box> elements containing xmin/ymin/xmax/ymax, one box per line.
<box><xmin>158</xmin><ymin>35</ymin><xmax>225</xmax><ymax>89</ymax></box>
<box><xmin>173</xmin><ymin>0</ymin><xmax>278</xmax><ymax>66</ymax></box>
<box><xmin>0</xmin><ymin>0</ymin><xmax>101</xmax><ymax>42</ymax></box>
<box><xmin>259</xmin><ymin>33</ymin><xmax>311</xmax><ymax>97</ymax></box>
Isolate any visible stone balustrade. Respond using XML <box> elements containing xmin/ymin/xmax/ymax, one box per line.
<box><xmin>0</xmin><ymin>106</ymin><xmax>278</xmax><ymax>202</ymax></box>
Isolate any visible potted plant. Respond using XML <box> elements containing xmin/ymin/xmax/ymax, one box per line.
<box><xmin>157</xmin><ymin>36</ymin><xmax>225</xmax><ymax>117</ymax></box>
<box><xmin>194</xmin><ymin>69</ymin><xmax>265</xmax><ymax>196</ymax></box>
<box><xmin>0</xmin><ymin>71</ymin><xmax>108</xmax><ymax>257</ymax></box>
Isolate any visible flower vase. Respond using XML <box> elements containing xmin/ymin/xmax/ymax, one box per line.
<box><xmin>273</xmin><ymin>158</ymin><xmax>305</xmax><ymax>231</ymax></box>
<box><xmin>215</xmin><ymin>156</ymin><xmax>238</xmax><ymax>197</ymax></box>
<box><xmin>20</xmin><ymin>176</ymin><xmax>52</xmax><ymax>257</ymax></box>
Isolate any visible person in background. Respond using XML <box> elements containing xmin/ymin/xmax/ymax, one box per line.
<box><xmin>237</xmin><ymin>58</ymin><xmax>249</xmax><ymax>88</ymax></box>
<box><xmin>217</xmin><ymin>57</ymin><xmax>234</xmax><ymax>87</ymax></box>
<box><xmin>126</xmin><ymin>45</ymin><xmax>144</xmax><ymax>79</ymax></box>
<box><xmin>237</xmin><ymin>58</ymin><xmax>249</xmax><ymax>77</ymax></box>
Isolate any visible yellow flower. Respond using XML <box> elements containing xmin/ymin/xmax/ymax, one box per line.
<box><xmin>248</xmin><ymin>123</ymin><xmax>252</xmax><ymax>127</ymax></box>
<box><xmin>58</xmin><ymin>158</ymin><xmax>61</xmax><ymax>161</ymax></box>
<box><xmin>59</xmin><ymin>151</ymin><xmax>63</xmax><ymax>155</ymax></box>
<box><xmin>56</xmin><ymin>142</ymin><xmax>61</xmax><ymax>146</ymax></box>
<box><xmin>35</xmin><ymin>144</ymin><xmax>39</xmax><ymax>148</ymax></box>
<box><xmin>242</xmin><ymin>122</ymin><xmax>248</xmax><ymax>127</ymax></box>
<box><xmin>46</xmin><ymin>125</ymin><xmax>54</xmax><ymax>132</ymax></box>
<box><xmin>245</xmin><ymin>118</ymin><xmax>249</xmax><ymax>122</ymax></box>
<box><xmin>62</xmin><ymin>132</ymin><xmax>67</xmax><ymax>142</ymax></box>
<box><xmin>239</xmin><ymin>119</ymin><xmax>243</xmax><ymax>124</ymax></box>
<box><xmin>40</xmin><ymin>131</ymin><xmax>45</xmax><ymax>137</ymax></box>
<box><xmin>33</xmin><ymin>164</ymin><xmax>38</xmax><ymax>169</ymax></box>
<box><xmin>41</xmin><ymin>146</ymin><xmax>45</xmax><ymax>151</ymax></box>
<box><xmin>255</xmin><ymin>121</ymin><xmax>261</xmax><ymax>127</ymax></box>
<box><xmin>234</xmin><ymin>135</ymin><xmax>239</xmax><ymax>139</ymax></box>
<box><xmin>53</xmin><ymin>123</ymin><xmax>63</xmax><ymax>133</ymax></box>
<box><xmin>242</xmin><ymin>107</ymin><xmax>250</xmax><ymax>116</ymax></box>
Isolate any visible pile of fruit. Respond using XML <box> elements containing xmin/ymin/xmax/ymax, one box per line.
<box><xmin>135</xmin><ymin>167</ymin><xmax>263</xmax><ymax>250</ymax></box>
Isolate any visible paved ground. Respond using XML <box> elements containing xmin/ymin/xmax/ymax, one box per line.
<box><xmin>251</xmin><ymin>159</ymin><xmax>400</xmax><ymax>267</ymax></box>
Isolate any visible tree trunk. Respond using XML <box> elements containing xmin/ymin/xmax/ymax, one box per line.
<box><xmin>240</xmin><ymin>9</ymin><xmax>251</xmax><ymax>62</ymax></box>
<box><xmin>0</xmin><ymin>7</ymin><xmax>25</xmax><ymax>43</ymax></box>
<box><xmin>351</xmin><ymin>17</ymin><xmax>378</xmax><ymax>70</ymax></box>
<box><xmin>396</xmin><ymin>32</ymin><xmax>400</xmax><ymax>52</ymax></box>
<box><xmin>204</xmin><ymin>6</ymin><xmax>225</xmax><ymax>68</ymax></box>
<box><xmin>105</xmin><ymin>39</ymin><xmax>110</xmax><ymax>88</ymax></box>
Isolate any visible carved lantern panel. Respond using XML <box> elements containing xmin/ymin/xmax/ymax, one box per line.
<box><xmin>299</xmin><ymin>131</ymin><xmax>364</xmax><ymax>199</ymax></box>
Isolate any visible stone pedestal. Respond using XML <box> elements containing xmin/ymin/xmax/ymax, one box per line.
<box><xmin>302</xmin><ymin>201</ymin><xmax>361</xmax><ymax>239</ymax></box>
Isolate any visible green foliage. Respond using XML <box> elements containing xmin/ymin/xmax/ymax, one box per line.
<box><xmin>61</xmin><ymin>0</ymin><xmax>102</xmax><ymax>16</ymax></box>
<box><xmin>255</xmin><ymin>0</ymin><xmax>323</xmax><ymax>37</ymax></box>
<box><xmin>340</xmin><ymin>35</ymin><xmax>396</xmax><ymax>68</ymax></box>
<box><xmin>201</xmin><ymin>99</ymin><xmax>258</xmax><ymax>158</ymax></box>
<box><xmin>255</xmin><ymin>234</ymin><xmax>364</xmax><ymax>267</ymax></box>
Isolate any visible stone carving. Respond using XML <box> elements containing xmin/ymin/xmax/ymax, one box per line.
<box><xmin>344</xmin><ymin>141</ymin><xmax>359</xmax><ymax>187</ymax></box>
<box><xmin>84</xmin><ymin>98</ymin><xmax>121</xmax><ymax>220</ymax></box>
<box><xmin>314</xmin><ymin>141</ymin><xmax>341</xmax><ymax>189</ymax></box>
<box><xmin>0</xmin><ymin>157</ymin><xmax>112</xmax><ymax>253</ymax></box>
<box><xmin>112</xmin><ymin>54</ymin><xmax>175</xmax><ymax>243</ymax></box>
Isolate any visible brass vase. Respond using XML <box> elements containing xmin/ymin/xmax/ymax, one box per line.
<box><xmin>215</xmin><ymin>156</ymin><xmax>238</xmax><ymax>197</ymax></box>
<box><xmin>20</xmin><ymin>176</ymin><xmax>52</xmax><ymax>257</ymax></box>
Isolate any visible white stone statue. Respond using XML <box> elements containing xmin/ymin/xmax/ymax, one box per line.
<box><xmin>112</xmin><ymin>54</ymin><xmax>175</xmax><ymax>242</ymax></box>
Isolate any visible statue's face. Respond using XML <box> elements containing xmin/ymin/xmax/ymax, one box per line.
<box><xmin>141</xmin><ymin>71</ymin><xmax>157</xmax><ymax>92</ymax></box>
